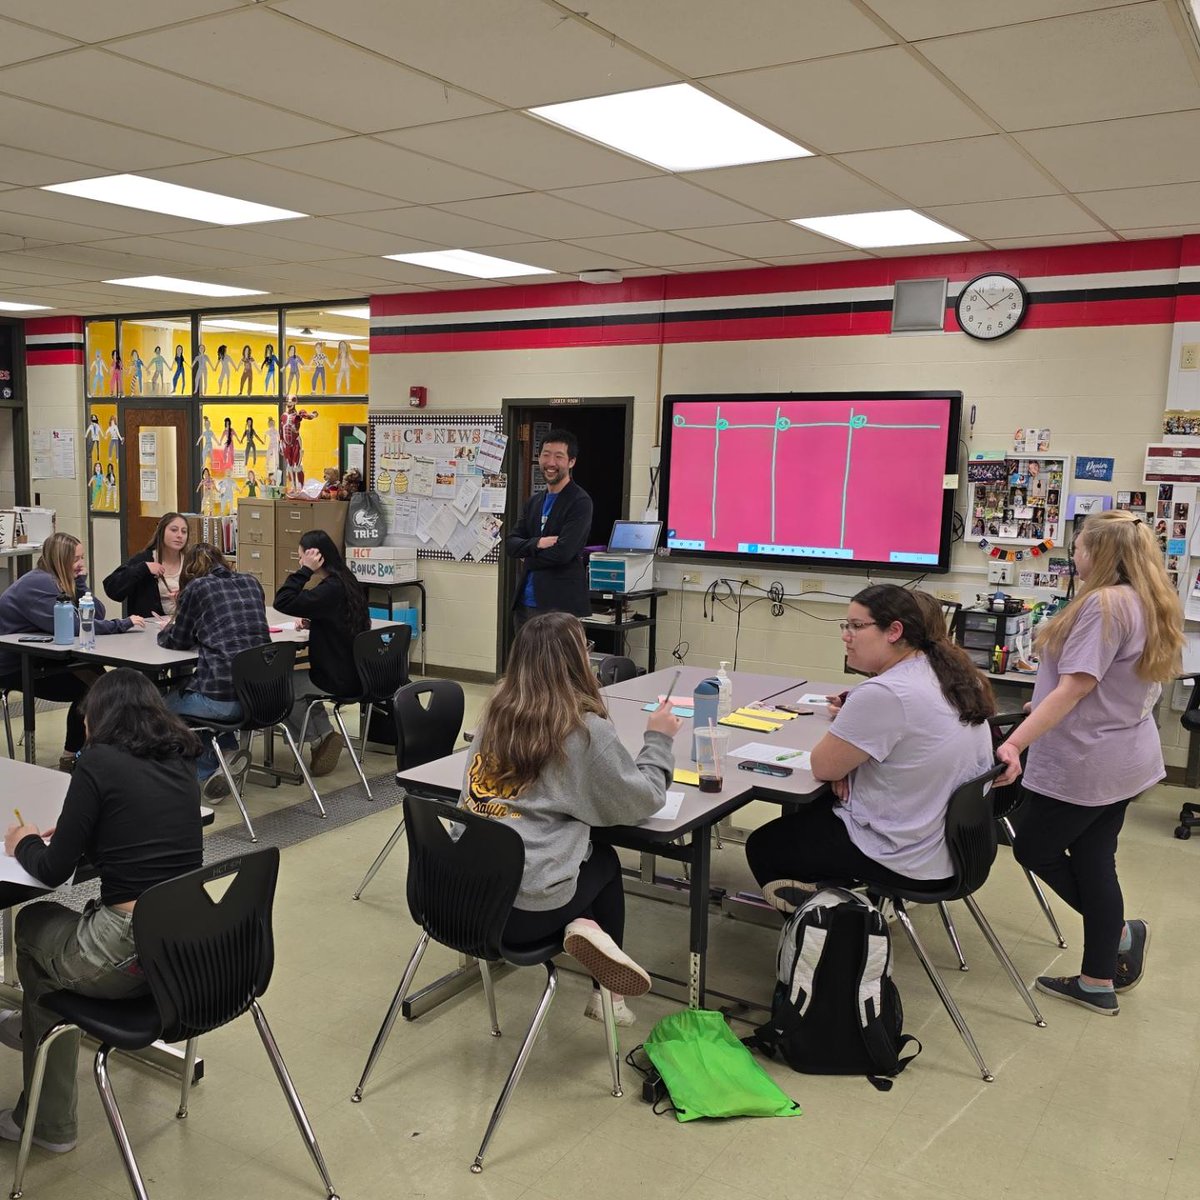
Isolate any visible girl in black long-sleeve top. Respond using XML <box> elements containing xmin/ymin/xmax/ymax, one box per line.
<box><xmin>102</xmin><ymin>512</ymin><xmax>189</xmax><ymax>618</ymax></box>
<box><xmin>273</xmin><ymin>530</ymin><xmax>370</xmax><ymax>776</ymax></box>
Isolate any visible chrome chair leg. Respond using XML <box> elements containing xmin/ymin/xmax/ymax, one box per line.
<box><xmin>332</xmin><ymin>705</ymin><xmax>372</xmax><ymax>800</ymax></box>
<box><xmin>352</xmin><ymin>820</ymin><xmax>405</xmax><ymax>900</ymax></box>
<box><xmin>963</xmin><ymin>894</ymin><xmax>1047</xmax><ymax>1027</ymax></box>
<box><xmin>472</xmin><ymin>962</ymin><xmax>558</xmax><ymax>1174</ymax></box>
<box><xmin>94</xmin><ymin>1045</ymin><xmax>151</xmax><ymax>1200</ymax></box>
<box><xmin>1</xmin><ymin>692</ymin><xmax>13</xmax><ymax>759</ymax></box>
<box><xmin>478</xmin><ymin>960</ymin><xmax>502</xmax><ymax>1037</ymax></box>
<box><xmin>1002</xmin><ymin>816</ymin><xmax>1068</xmax><ymax>948</ymax></box>
<box><xmin>176</xmin><ymin>1037</ymin><xmax>199</xmax><ymax>1118</ymax></box>
<box><xmin>359</xmin><ymin>703</ymin><xmax>374</xmax><ymax>760</ymax></box>
<box><xmin>279</xmin><ymin>725</ymin><xmax>325</xmax><ymax>817</ymax></box>
<box><xmin>938</xmin><ymin>901</ymin><xmax>969</xmax><ymax>971</ymax></box>
<box><xmin>211</xmin><ymin>737</ymin><xmax>257</xmax><ymax>842</ymax></box>
<box><xmin>353</xmin><ymin>932</ymin><xmax>430</xmax><ymax>1101</ymax></box>
<box><xmin>251</xmin><ymin>1002</ymin><xmax>340</xmax><ymax>1200</ymax></box>
<box><xmin>10</xmin><ymin>1024</ymin><xmax>78</xmax><ymax>1200</ymax></box>
<box><xmin>893</xmin><ymin>900</ymin><xmax>994</xmax><ymax>1083</ymax></box>
<box><xmin>598</xmin><ymin>988</ymin><xmax>623</xmax><ymax>1098</ymax></box>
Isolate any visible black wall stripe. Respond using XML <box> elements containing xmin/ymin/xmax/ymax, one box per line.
<box><xmin>26</xmin><ymin>340</ymin><xmax>84</xmax><ymax>353</ymax></box>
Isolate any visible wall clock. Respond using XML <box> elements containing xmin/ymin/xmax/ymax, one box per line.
<box><xmin>956</xmin><ymin>272</ymin><xmax>1028</xmax><ymax>340</ymax></box>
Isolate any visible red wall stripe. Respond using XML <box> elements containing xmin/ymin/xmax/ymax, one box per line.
<box><xmin>24</xmin><ymin>316</ymin><xmax>83</xmax><ymax>338</ymax></box>
<box><xmin>26</xmin><ymin>348</ymin><xmax>85</xmax><ymax>366</ymax></box>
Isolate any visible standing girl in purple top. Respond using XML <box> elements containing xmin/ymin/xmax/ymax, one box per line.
<box><xmin>997</xmin><ymin>511</ymin><xmax>1183</xmax><ymax>1015</ymax></box>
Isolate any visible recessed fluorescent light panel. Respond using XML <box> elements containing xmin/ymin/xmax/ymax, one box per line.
<box><xmin>383</xmin><ymin>250</ymin><xmax>553</xmax><ymax>279</ymax></box>
<box><xmin>43</xmin><ymin>174</ymin><xmax>306</xmax><ymax>224</ymax></box>
<box><xmin>0</xmin><ymin>300</ymin><xmax>51</xmax><ymax>311</ymax></box>
<box><xmin>529</xmin><ymin>83</ymin><xmax>811</xmax><ymax>172</ymax></box>
<box><xmin>324</xmin><ymin>306</ymin><xmax>370</xmax><ymax>319</ymax></box>
<box><xmin>790</xmin><ymin>210</ymin><xmax>968</xmax><ymax>249</ymax></box>
<box><xmin>103</xmin><ymin>276</ymin><xmax>267</xmax><ymax>298</ymax></box>
<box><xmin>205</xmin><ymin>318</ymin><xmax>365</xmax><ymax>341</ymax></box>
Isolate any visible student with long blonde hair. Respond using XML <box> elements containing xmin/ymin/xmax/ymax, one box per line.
<box><xmin>0</xmin><ymin>533</ymin><xmax>143</xmax><ymax>768</ymax></box>
<box><xmin>462</xmin><ymin>612</ymin><xmax>681</xmax><ymax>1024</ymax></box>
<box><xmin>996</xmin><ymin>511</ymin><xmax>1184</xmax><ymax>1014</ymax></box>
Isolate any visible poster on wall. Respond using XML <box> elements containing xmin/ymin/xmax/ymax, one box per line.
<box><xmin>967</xmin><ymin>455</ymin><xmax>1069</xmax><ymax>546</ymax></box>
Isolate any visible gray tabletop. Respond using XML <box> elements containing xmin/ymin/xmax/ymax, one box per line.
<box><xmin>601</xmin><ymin>665</ymin><xmax>808</xmax><ymax>708</ymax></box>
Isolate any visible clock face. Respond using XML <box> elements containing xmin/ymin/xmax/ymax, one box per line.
<box><xmin>956</xmin><ymin>272</ymin><xmax>1028</xmax><ymax>340</ymax></box>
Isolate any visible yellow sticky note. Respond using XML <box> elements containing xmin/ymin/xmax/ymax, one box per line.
<box><xmin>673</xmin><ymin>768</ymin><xmax>701</xmax><ymax>787</ymax></box>
<box><xmin>719</xmin><ymin>713</ymin><xmax>781</xmax><ymax>732</ymax></box>
<box><xmin>738</xmin><ymin>707</ymin><xmax>795</xmax><ymax>721</ymax></box>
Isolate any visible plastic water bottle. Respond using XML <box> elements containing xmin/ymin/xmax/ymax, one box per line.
<box><xmin>692</xmin><ymin>677</ymin><xmax>720</xmax><ymax>762</ymax></box>
<box><xmin>79</xmin><ymin>591</ymin><xmax>96</xmax><ymax>650</ymax></box>
<box><xmin>715</xmin><ymin>661</ymin><xmax>734</xmax><ymax>719</ymax></box>
<box><xmin>53</xmin><ymin>595</ymin><xmax>74</xmax><ymax>646</ymax></box>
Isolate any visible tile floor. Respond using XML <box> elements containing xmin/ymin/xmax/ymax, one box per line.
<box><xmin>3</xmin><ymin>686</ymin><xmax>1199</xmax><ymax>1200</ymax></box>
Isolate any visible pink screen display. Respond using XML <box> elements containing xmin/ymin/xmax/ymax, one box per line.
<box><xmin>664</xmin><ymin>396</ymin><xmax>954</xmax><ymax>566</ymax></box>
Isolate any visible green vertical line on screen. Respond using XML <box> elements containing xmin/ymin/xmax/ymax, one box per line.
<box><xmin>711</xmin><ymin>405</ymin><xmax>720</xmax><ymax>539</ymax></box>
<box><xmin>771</xmin><ymin>405</ymin><xmax>781</xmax><ymax>542</ymax></box>
<box><xmin>840</xmin><ymin>410</ymin><xmax>854</xmax><ymax>549</ymax></box>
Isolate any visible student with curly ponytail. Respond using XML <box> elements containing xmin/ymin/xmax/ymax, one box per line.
<box><xmin>997</xmin><ymin>511</ymin><xmax>1184</xmax><ymax>1014</ymax></box>
<box><xmin>747</xmin><ymin>584</ymin><xmax>995</xmax><ymax>911</ymax></box>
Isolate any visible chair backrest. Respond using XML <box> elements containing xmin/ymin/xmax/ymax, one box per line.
<box><xmin>394</xmin><ymin>679</ymin><xmax>464</xmax><ymax>771</ymax></box>
<box><xmin>232</xmin><ymin>642</ymin><xmax>298</xmax><ymax>729</ymax></box>
<box><xmin>402</xmin><ymin>793</ymin><xmax>524</xmax><ymax>961</ymax></box>
<box><xmin>597</xmin><ymin>655</ymin><xmax>637</xmax><ymax>686</ymax></box>
<box><xmin>354</xmin><ymin>625</ymin><xmax>413</xmax><ymax>703</ymax></box>
<box><xmin>986</xmin><ymin>712</ymin><xmax>1030</xmax><ymax>819</ymax></box>
<box><xmin>133</xmin><ymin>849</ymin><xmax>279</xmax><ymax>1042</ymax></box>
<box><xmin>944</xmin><ymin>764</ymin><xmax>1006</xmax><ymax>897</ymax></box>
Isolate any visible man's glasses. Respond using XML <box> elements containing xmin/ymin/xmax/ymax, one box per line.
<box><xmin>838</xmin><ymin>619</ymin><xmax>877</xmax><ymax>634</ymax></box>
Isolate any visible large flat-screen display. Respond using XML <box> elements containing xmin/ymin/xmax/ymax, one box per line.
<box><xmin>660</xmin><ymin>391</ymin><xmax>962</xmax><ymax>573</ymax></box>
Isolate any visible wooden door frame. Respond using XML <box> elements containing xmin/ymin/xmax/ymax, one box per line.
<box><xmin>116</xmin><ymin>398</ymin><xmax>197</xmax><ymax>560</ymax></box>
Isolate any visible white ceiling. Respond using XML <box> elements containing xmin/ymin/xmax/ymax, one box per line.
<box><xmin>0</xmin><ymin>0</ymin><xmax>1199</xmax><ymax>313</ymax></box>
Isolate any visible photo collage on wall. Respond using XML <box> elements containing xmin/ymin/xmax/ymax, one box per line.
<box><xmin>970</xmin><ymin>456</ymin><xmax>1065</xmax><ymax>544</ymax></box>
<box><xmin>1155</xmin><ymin>483</ymin><xmax>1190</xmax><ymax>590</ymax></box>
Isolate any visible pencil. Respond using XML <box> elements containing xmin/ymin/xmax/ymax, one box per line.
<box><xmin>13</xmin><ymin>809</ymin><xmax>23</xmax><ymax>826</ymax></box>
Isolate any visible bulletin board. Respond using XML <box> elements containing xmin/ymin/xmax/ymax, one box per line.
<box><xmin>967</xmin><ymin>455</ymin><xmax>1071</xmax><ymax>549</ymax></box>
<box><xmin>370</xmin><ymin>413</ymin><xmax>509</xmax><ymax>563</ymax></box>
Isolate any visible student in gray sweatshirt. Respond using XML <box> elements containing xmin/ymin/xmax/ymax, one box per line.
<box><xmin>462</xmin><ymin>611</ymin><xmax>681</xmax><ymax>1025</ymax></box>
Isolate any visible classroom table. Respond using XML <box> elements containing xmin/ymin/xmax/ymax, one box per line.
<box><xmin>602</xmin><ymin>664</ymin><xmax>808</xmax><ymax>709</ymax></box>
<box><xmin>392</xmin><ymin>673</ymin><xmax>838</xmax><ymax>1016</ymax></box>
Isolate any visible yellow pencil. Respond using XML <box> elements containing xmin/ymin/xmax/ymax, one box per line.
<box><xmin>13</xmin><ymin>809</ymin><xmax>23</xmax><ymax>826</ymax></box>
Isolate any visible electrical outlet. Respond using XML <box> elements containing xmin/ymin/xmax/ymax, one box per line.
<box><xmin>742</xmin><ymin>575</ymin><xmax>761</xmax><ymax>589</ymax></box>
<box><xmin>934</xmin><ymin>588</ymin><xmax>959</xmax><ymax>602</ymax></box>
<box><xmin>799</xmin><ymin>579</ymin><xmax>824</xmax><ymax>594</ymax></box>
<box><xmin>680</xmin><ymin>572</ymin><xmax>699</xmax><ymax>584</ymax></box>
<box><xmin>987</xmin><ymin>561</ymin><xmax>1015</xmax><ymax>585</ymax></box>
<box><xmin>1181</xmin><ymin>343</ymin><xmax>1199</xmax><ymax>371</ymax></box>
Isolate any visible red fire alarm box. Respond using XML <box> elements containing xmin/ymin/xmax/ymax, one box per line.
<box><xmin>409</xmin><ymin>386</ymin><xmax>427</xmax><ymax>408</ymax></box>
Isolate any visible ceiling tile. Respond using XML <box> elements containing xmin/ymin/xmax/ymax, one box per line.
<box><xmin>0</xmin><ymin>145</ymin><xmax>111</xmax><ymax>188</ymax></box>
<box><xmin>669</xmin><ymin>260</ymin><xmax>762</xmax><ymax>274</ymax></box>
<box><xmin>706</xmin><ymin>47</ymin><xmax>992</xmax><ymax>153</ymax></box>
<box><xmin>926</xmin><ymin>195</ymin><xmax>1106</xmax><ymax>240</ymax></box>
<box><xmin>469</xmin><ymin>241</ymin><xmax>645</xmax><ymax>273</ymax></box>
<box><xmin>576</xmin><ymin>0</ymin><xmax>893</xmax><ymax>76</ymax></box>
<box><xmin>1078</xmin><ymin>182</ymin><xmax>1200</xmax><ymax>230</ymax></box>
<box><xmin>0</xmin><ymin>208</ymin><xmax>162</xmax><ymax>246</ymax></box>
<box><xmin>986</xmin><ymin>232</ymin><xmax>1118</xmax><ymax>250</ymax></box>
<box><xmin>250</xmin><ymin>217</ymin><xmax>424</xmax><ymax>258</ymax></box>
<box><xmin>336</xmin><ymin>207</ymin><xmax>535</xmax><ymax>249</ymax></box>
<box><xmin>437</xmin><ymin>193</ymin><xmax>648</xmax><ymax>239</ymax></box>
<box><xmin>679</xmin><ymin>157</ymin><xmax>899</xmax><ymax>219</ymax></box>
<box><xmin>0</xmin><ymin>17</ymin><xmax>77</xmax><ymax>66</ymax></box>
<box><xmin>0</xmin><ymin>1</ymin><xmax>247</xmax><ymax>42</ymax></box>
<box><xmin>837</xmin><ymin>136</ymin><xmax>1059</xmax><ymax>206</ymax></box>
<box><xmin>163</xmin><ymin>226</ymin><xmax>359</xmax><ymax>265</ymax></box>
<box><xmin>377</xmin><ymin>113</ymin><xmax>656</xmax><ymax>191</ymax></box>
<box><xmin>0</xmin><ymin>95</ymin><xmax>214</xmax><ymax>171</ymax></box>
<box><xmin>0</xmin><ymin>49</ymin><xmax>346</xmax><ymax>155</ymax></box>
<box><xmin>252</xmin><ymin>138</ymin><xmax>521</xmax><ymax>205</ymax></box>
<box><xmin>1014</xmin><ymin>111</ymin><xmax>1200</xmax><ymax>193</ymax></box>
<box><xmin>550</xmin><ymin>177</ymin><xmax>766</xmax><ymax>229</ymax></box>
<box><xmin>0</xmin><ymin>188</ymin><xmax>205</xmax><ymax>237</ymax></box>
<box><xmin>0</xmin><ymin>251</ymin><xmax>111</xmax><ymax>280</ymax></box>
<box><xmin>86</xmin><ymin>234</ymin><xmax>282</xmax><ymax>270</ymax></box>
<box><xmin>276</xmin><ymin>0</ymin><xmax>679</xmax><ymax>108</ymax></box>
<box><xmin>677</xmin><ymin>221</ymin><xmax>842</xmax><ymax>257</ymax></box>
<box><xmin>1115</xmin><ymin>225</ymin><xmax>1200</xmax><ymax>241</ymax></box>
<box><xmin>759</xmin><ymin>251</ymin><xmax>873</xmax><ymax>264</ymax></box>
<box><xmin>919</xmin><ymin>5</ymin><xmax>1200</xmax><ymax>130</ymax></box>
<box><xmin>110</xmin><ymin>8</ymin><xmax>496</xmax><ymax>134</ymax></box>
<box><xmin>862</xmin><ymin>0</ymin><xmax>1135</xmax><ymax>41</ymax></box>
<box><xmin>870</xmin><ymin>239</ymin><xmax>988</xmax><ymax>257</ymax></box>
<box><xmin>566</xmin><ymin>232</ymin><xmax>732</xmax><ymax>267</ymax></box>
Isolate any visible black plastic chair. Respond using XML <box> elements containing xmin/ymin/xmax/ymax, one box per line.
<box><xmin>297</xmin><ymin>625</ymin><xmax>412</xmax><ymax>801</ymax></box>
<box><xmin>182</xmin><ymin>642</ymin><xmax>323</xmax><ymax>842</ymax></box>
<box><xmin>352</xmin><ymin>794</ymin><xmax>623</xmax><ymax>1174</ymax></box>
<box><xmin>596</xmin><ymin>655</ymin><xmax>637</xmax><ymax>686</ymax></box>
<box><xmin>852</xmin><ymin>765</ymin><xmax>1046</xmax><ymax>1083</ymax></box>
<box><xmin>11</xmin><ymin>849</ymin><xmax>338</xmax><ymax>1200</ymax></box>
<box><xmin>352</xmin><ymin>679</ymin><xmax>464</xmax><ymax>900</ymax></box>
<box><xmin>1176</xmin><ymin>676</ymin><xmax>1200</xmax><ymax>839</ymax></box>
<box><xmin>1</xmin><ymin>689</ymin><xmax>14</xmax><ymax>758</ymax></box>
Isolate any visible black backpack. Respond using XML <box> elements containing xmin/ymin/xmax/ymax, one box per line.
<box><xmin>747</xmin><ymin>888</ymin><xmax>920</xmax><ymax>1091</ymax></box>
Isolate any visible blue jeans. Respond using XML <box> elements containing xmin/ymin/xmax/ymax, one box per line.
<box><xmin>166</xmin><ymin>689</ymin><xmax>243</xmax><ymax>779</ymax></box>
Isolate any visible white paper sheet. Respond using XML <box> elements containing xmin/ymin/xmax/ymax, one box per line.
<box><xmin>433</xmin><ymin>467</ymin><xmax>457</xmax><ymax>499</ymax></box>
<box><xmin>476</xmin><ymin>430</ymin><xmax>508</xmax><ymax>474</ymax></box>
<box><xmin>410</xmin><ymin>456</ymin><xmax>435</xmax><ymax>497</ymax></box>
<box><xmin>728</xmin><ymin>743</ymin><xmax>811</xmax><ymax>769</ymax></box>
<box><xmin>392</xmin><ymin>495</ymin><xmax>419</xmax><ymax>537</ymax></box>
<box><xmin>445</xmin><ymin>519</ymin><xmax>477</xmax><ymax>561</ymax></box>
<box><xmin>798</xmin><ymin>693</ymin><xmax>832</xmax><ymax>705</ymax></box>
<box><xmin>427</xmin><ymin>504</ymin><xmax>459</xmax><ymax>548</ymax></box>
<box><xmin>650</xmin><ymin>790</ymin><xmax>685</xmax><ymax>822</ymax></box>
<box><xmin>481</xmin><ymin>473</ymin><xmax>507</xmax><ymax>513</ymax></box>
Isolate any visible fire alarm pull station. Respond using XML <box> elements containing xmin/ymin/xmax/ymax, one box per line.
<box><xmin>409</xmin><ymin>386</ymin><xmax>427</xmax><ymax>408</ymax></box>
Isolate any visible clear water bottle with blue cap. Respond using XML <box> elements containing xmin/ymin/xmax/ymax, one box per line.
<box><xmin>79</xmin><ymin>591</ymin><xmax>96</xmax><ymax>650</ymax></box>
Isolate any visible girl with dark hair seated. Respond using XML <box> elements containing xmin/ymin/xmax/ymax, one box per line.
<box><xmin>102</xmin><ymin>511</ymin><xmax>189</xmax><ymax>618</ymax></box>
<box><xmin>0</xmin><ymin>669</ymin><xmax>204</xmax><ymax>1154</ymax></box>
<box><xmin>747</xmin><ymin>584</ymin><xmax>996</xmax><ymax>910</ymax></box>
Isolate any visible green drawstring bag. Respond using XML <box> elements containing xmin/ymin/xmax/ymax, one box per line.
<box><xmin>641</xmin><ymin>1009</ymin><xmax>802</xmax><ymax>1122</ymax></box>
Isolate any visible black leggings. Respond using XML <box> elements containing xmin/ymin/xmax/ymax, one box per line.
<box><xmin>745</xmin><ymin>795</ymin><xmax>952</xmax><ymax>893</ymax></box>
<box><xmin>504</xmin><ymin>843</ymin><xmax>625</xmax><ymax>949</ymax></box>
<box><xmin>1011</xmin><ymin>789</ymin><xmax>1132</xmax><ymax>980</ymax></box>
<box><xmin>0</xmin><ymin>669</ymin><xmax>101</xmax><ymax>754</ymax></box>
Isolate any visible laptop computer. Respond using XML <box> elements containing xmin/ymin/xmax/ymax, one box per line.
<box><xmin>606</xmin><ymin>520</ymin><xmax>662</xmax><ymax>554</ymax></box>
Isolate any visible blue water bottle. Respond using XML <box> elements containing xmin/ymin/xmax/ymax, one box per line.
<box><xmin>691</xmin><ymin>677</ymin><xmax>720</xmax><ymax>762</ymax></box>
<box><xmin>79</xmin><ymin>591</ymin><xmax>96</xmax><ymax>650</ymax></box>
<box><xmin>53</xmin><ymin>594</ymin><xmax>74</xmax><ymax>646</ymax></box>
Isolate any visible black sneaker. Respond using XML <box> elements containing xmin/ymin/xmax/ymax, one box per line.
<box><xmin>1034</xmin><ymin>975</ymin><xmax>1119</xmax><ymax>1016</ymax></box>
<box><xmin>1114</xmin><ymin>919</ymin><xmax>1150</xmax><ymax>992</ymax></box>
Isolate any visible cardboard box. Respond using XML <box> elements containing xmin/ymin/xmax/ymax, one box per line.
<box><xmin>349</xmin><ymin>555</ymin><xmax>419</xmax><ymax>584</ymax></box>
<box><xmin>347</xmin><ymin>545</ymin><xmax>411</xmax><ymax>561</ymax></box>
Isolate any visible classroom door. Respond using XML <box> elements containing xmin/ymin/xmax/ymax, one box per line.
<box><xmin>121</xmin><ymin>406</ymin><xmax>191</xmax><ymax>558</ymax></box>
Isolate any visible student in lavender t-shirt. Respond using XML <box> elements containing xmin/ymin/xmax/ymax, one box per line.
<box><xmin>746</xmin><ymin>585</ymin><xmax>995</xmax><ymax>906</ymax></box>
<box><xmin>997</xmin><ymin>512</ymin><xmax>1184</xmax><ymax>1016</ymax></box>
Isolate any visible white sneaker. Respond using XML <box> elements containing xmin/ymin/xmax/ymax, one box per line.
<box><xmin>562</xmin><ymin>920</ymin><xmax>651</xmax><ymax>998</ymax></box>
<box><xmin>0</xmin><ymin>1107</ymin><xmax>76</xmax><ymax>1154</ymax></box>
<box><xmin>0</xmin><ymin>1012</ymin><xmax>20</xmax><ymax>1051</ymax></box>
<box><xmin>761</xmin><ymin>879</ymin><xmax>817</xmax><ymax>915</ymax></box>
<box><xmin>583</xmin><ymin>989</ymin><xmax>635</xmax><ymax>1027</ymax></box>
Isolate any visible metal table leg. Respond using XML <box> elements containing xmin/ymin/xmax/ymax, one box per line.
<box><xmin>20</xmin><ymin>654</ymin><xmax>34</xmax><ymax>765</ymax></box>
